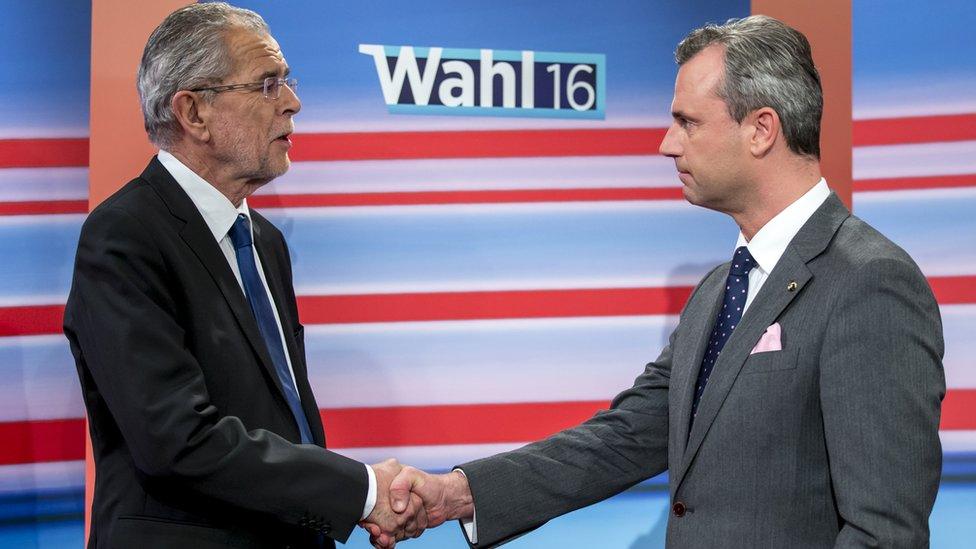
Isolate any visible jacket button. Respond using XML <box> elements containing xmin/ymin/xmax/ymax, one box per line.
<box><xmin>672</xmin><ymin>501</ymin><xmax>687</xmax><ymax>517</ymax></box>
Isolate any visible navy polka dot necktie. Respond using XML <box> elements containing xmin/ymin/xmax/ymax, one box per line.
<box><xmin>691</xmin><ymin>246</ymin><xmax>756</xmax><ymax>422</ymax></box>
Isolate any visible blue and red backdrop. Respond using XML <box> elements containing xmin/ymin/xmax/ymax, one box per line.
<box><xmin>0</xmin><ymin>0</ymin><xmax>973</xmax><ymax>547</ymax></box>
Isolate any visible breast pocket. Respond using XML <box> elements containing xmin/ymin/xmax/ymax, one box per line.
<box><xmin>741</xmin><ymin>346</ymin><xmax>799</xmax><ymax>374</ymax></box>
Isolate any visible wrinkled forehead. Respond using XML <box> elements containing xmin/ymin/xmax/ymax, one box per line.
<box><xmin>222</xmin><ymin>26</ymin><xmax>287</xmax><ymax>79</ymax></box>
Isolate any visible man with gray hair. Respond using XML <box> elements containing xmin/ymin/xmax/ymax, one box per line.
<box><xmin>64</xmin><ymin>3</ymin><xmax>424</xmax><ymax>547</ymax></box>
<box><xmin>372</xmin><ymin>15</ymin><xmax>945</xmax><ymax>548</ymax></box>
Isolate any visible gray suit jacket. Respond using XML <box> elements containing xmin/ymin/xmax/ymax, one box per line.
<box><xmin>460</xmin><ymin>194</ymin><xmax>945</xmax><ymax>548</ymax></box>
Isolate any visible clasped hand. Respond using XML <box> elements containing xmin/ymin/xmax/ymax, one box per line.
<box><xmin>359</xmin><ymin>459</ymin><xmax>473</xmax><ymax>548</ymax></box>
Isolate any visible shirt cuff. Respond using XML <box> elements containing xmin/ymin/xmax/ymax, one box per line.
<box><xmin>454</xmin><ymin>468</ymin><xmax>477</xmax><ymax>543</ymax></box>
<box><xmin>360</xmin><ymin>463</ymin><xmax>377</xmax><ymax>521</ymax></box>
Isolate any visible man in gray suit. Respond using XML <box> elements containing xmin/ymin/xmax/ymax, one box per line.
<box><xmin>364</xmin><ymin>15</ymin><xmax>945</xmax><ymax>548</ymax></box>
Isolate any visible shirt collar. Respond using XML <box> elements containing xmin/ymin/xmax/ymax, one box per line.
<box><xmin>735</xmin><ymin>178</ymin><xmax>830</xmax><ymax>274</ymax></box>
<box><xmin>157</xmin><ymin>150</ymin><xmax>250</xmax><ymax>242</ymax></box>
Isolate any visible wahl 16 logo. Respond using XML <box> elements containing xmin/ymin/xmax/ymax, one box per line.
<box><xmin>359</xmin><ymin>44</ymin><xmax>605</xmax><ymax>119</ymax></box>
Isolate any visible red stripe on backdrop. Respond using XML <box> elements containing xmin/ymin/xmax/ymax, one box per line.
<box><xmin>297</xmin><ymin>287</ymin><xmax>693</xmax><ymax>324</ymax></box>
<box><xmin>853</xmin><ymin>173</ymin><xmax>976</xmax><ymax>193</ymax></box>
<box><xmin>2</xmin><ymin>276</ymin><xmax>974</xmax><ymax>336</ymax></box>
<box><xmin>0</xmin><ymin>138</ymin><xmax>89</xmax><ymax>168</ymax></box>
<box><xmin>323</xmin><ymin>390</ymin><xmax>976</xmax><ymax>448</ymax></box>
<box><xmin>8</xmin><ymin>173</ymin><xmax>976</xmax><ymax>215</ymax></box>
<box><xmin>7</xmin><ymin>172</ymin><xmax>976</xmax><ymax>215</ymax></box>
<box><xmin>0</xmin><ymin>418</ymin><xmax>85</xmax><ymax>465</ymax></box>
<box><xmin>929</xmin><ymin>276</ymin><xmax>976</xmax><ymax>305</ymax></box>
<box><xmin>296</xmin><ymin>276</ymin><xmax>976</xmax><ymax>324</ymax></box>
<box><xmin>248</xmin><ymin>187</ymin><xmax>686</xmax><ymax>208</ymax></box>
<box><xmin>247</xmin><ymin>173</ymin><xmax>976</xmax><ymax>209</ymax></box>
<box><xmin>289</xmin><ymin>128</ymin><xmax>667</xmax><ymax>161</ymax></box>
<box><xmin>0</xmin><ymin>304</ymin><xmax>65</xmax><ymax>336</ymax></box>
<box><xmin>0</xmin><ymin>200</ymin><xmax>88</xmax><ymax>216</ymax></box>
<box><xmin>2</xmin><ymin>389</ymin><xmax>975</xmax><ymax>465</ymax></box>
<box><xmin>0</xmin><ymin>113</ymin><xmax>972</xmax><ymax>170</ymax></box>
<box><xmin>321</xmin><ymin>401</ymin><xmax>608</xmax><ymax>448</ymax></box>
<box><xmin>0</xmin><ymin>113</ymin><xmax>971</xmax><ymax>170</ymax></box>
<box><xmin>942</xmin><ymin>389</ymin><xmax>976</xmax><ymax>430</ymax></box>
<box><xmin>853</xmin><ymin>113</ymin><xmax>976</xmax><ymax>147</ymax></box>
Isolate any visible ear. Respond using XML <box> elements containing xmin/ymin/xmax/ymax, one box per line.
<box><xmin>170</xmin><ymin>90</ymin><xmax>213</xmax><ymax>143</ymax></box>
<box><xmin>747</xmin><ymin>107</ymin><xmax>779</xmax><ymax>158</ymax></box>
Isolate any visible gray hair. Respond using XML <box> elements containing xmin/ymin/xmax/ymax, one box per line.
<box><xmin>137</xmin><ymin>2</ymin><xmax>269</xmax><ymax>147</ymax></box>
<box><xmin>675</xmin><ymin>15</ymin><xmax>822</xmax><ymax>159</ymax></box>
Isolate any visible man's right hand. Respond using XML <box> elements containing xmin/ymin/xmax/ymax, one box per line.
<box><xmin>363</xmin><ymin>464</ymin><xmax>475</xmax><ymax>549</ymax></box>
<box><xmin>361</xmin><ymin>459</ymin><xmax>428</xmax><ymax>547</ymax></box>
<box><xmin>393</xmin><ymin>467</ymin><xmax>474</xmax><ymax>529</ymax></box>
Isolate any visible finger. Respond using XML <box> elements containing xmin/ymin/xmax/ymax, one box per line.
<box><xmin>412</xmin><ymin>493</ymin><xmax>429</xmax><ymax>534</ymax></box>
<box><xmin>389</xmin><ymin>466</ymin><xmax>423</xmax><ymax>513</ymax></box>
<box><xmin>360</xmin><ymin>522</ymin><xmax>381</xmax><ymax>538</ymax></box>
<box><xmin>371</xmin><ymin>531</ymin><xmax>395</xmax><ymax>549</ymax></box>
<box><xmin>403</xmin><ymin>512</ymin><xmax>420</xmax><ymax>538</ymax></box>
<box><xmin>404</xmin><ymin>515</ymin><xmax>425</xmax><ymax>539</ymax></box>
<box><xmin>401</xmin><ymin>492</ymin><xmax>428</xmax><ymax>538</ymax></box>
<box><xmin>372</xmin><ymin>458</ymin><xmax>402</xmax><ymax>478</ymax></box>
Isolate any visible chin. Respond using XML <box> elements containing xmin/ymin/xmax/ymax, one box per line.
<box><xmin>267</xmin><ymin>156</ymin><xmax>291</xmax><ymax>179</ymax></box>
<box><xmin>681</xmin><ymin>186</ymin><xmax>699</xmax><ymax>206</ymax></box>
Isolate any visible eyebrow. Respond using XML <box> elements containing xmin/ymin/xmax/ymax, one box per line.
<box><xmin>257</xmin><ymin>66</ymin><xmax>290</xmax><ymax>80</ymax></box>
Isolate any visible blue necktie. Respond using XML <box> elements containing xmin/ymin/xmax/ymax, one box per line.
<box><xmin>228</xmin><ymin>214</ymin><xmax>313</xmax><ymax>444</ymax></box>
<box><xmin>691</xmin><ymin>246</ymin><xmax>756</xmax><ymax>421</ymax></box>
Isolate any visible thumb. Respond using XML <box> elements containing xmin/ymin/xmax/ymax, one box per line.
<box><xmin>389</xmin><ymin>467</ymin><xmax>421</xmax><ymax>513</ymax></box>
<box><xmin>359</xmin><ymin>522</ymin><xmax>381</xmax><ymax>537</ymax></box>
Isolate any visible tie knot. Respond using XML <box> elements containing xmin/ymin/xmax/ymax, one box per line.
<box><xmin>729</xmin><ymin>246</ymin><xmax>756</xmax><ymax>276</ymax></box>
<box><xmin>228</xmin><ymin>214</ymin><xmax>253</xmax><ymax>249</ymax></box>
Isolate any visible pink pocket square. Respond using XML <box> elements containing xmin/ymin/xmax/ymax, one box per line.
<box><xmin>750</xmin><ymin>322</ymin><xmax>782</xmax><ymax>354</ymax></box>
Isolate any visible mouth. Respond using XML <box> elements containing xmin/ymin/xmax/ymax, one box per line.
<box><xmin>274</xmin><ymin>132</ymin><xmax>293</xmax><ymax>147</ymax></box>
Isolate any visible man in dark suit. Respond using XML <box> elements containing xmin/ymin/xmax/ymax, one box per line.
<box><xmin>63</xmin><ymin>3</ymin><xmax>423</xmax><ymax>547</ymax></box>
<box><xmin>370</xmin><ymin>15</ymin><xmax>946</xmax><ymax>548</ymax></box>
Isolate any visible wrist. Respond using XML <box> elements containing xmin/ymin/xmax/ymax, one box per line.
<box><xmin>444</xmin><ymin>470</ymin><xmax>474</xmax><ymax>520</ymax></box>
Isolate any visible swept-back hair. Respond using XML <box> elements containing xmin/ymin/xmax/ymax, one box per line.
<box><xmin>676</xmin><ymin>15</ymin><xmax>822</xmax><ymax>159</ymax></box>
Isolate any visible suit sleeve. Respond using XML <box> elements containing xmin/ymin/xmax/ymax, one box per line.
<box><xmin>457</xmin><ymin>337</ymin><xmax>673</xmax><ymax>548</ymax></box>
<box><xmin>64</xmin><ymin>205</ymin><xmax>367</xmax><ymax>542</ymax></box>
<box><xmin>819</xmin><ymin>257</ymin><xmax>945</xmax><ymax>548</ymax></box>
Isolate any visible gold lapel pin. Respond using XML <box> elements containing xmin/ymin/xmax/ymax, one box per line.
<box><xmin>787</xmin><ymin>280</ymin><xmax>798</xmax><ymax>292</ymax></box>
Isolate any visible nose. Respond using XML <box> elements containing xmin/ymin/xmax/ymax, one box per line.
<box><xmin>659</xmin><ymin>123</ymin><xmax>680</xmax><ymax>157</ymax></box>
<box><xmin>279</xmin><ymin>81</ymin><xmax>301</xmax><ymax>116</ymax></box>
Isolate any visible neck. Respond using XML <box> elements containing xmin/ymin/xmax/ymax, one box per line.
<box><xmin>733</xmin><ymin>161</ymin><xmax>821</xmax><ymax>241</ymax></box>
<box><xmin>166</xmin><ymin>147</ymin><xmax>267</xmax><ymax>208</ymax></box>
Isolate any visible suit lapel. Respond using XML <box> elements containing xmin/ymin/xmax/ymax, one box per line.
<box><xmin>251</xmin><ymin>218</ymin><xmax>326</xmax><ymax>446</ymax></box>
<box><xmin>672</xmin><ymin>193</ymin><xmax>851</xmax><ymax>490</ymax></box>
<box><xmin>142</xmin><ymin>158</ymin><xmax>290</xmax><ymax>406</ymax></box>
<box><xmin>673</xmin><ymin>250</ymin><xmax>811</xmax><ymax>487</ymax></box>
<box><xmin>671</xmin><ymin>268</ymin><xmax>726</xmax><ymax>460</ymax></box>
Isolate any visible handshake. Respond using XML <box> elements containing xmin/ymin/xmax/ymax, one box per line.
<box><xmin>360</xmin><ymin>459</ymin><xmax>475</xmax><ymax>548</ymax></box>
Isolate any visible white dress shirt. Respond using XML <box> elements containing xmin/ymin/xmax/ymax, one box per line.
<box><xmin>736</xmin><ymin>178</ymin><xmax>831</xmax><ymax>315</ymax></box>
<box><xmin>156</xmin><ymin>151</ymin><xmax>376</xmax><ymax>520</ymax></box>
<box><xmin>459</xmin><ymin>178</ymin><xmax>831</xmax><ymax>543</ymax></box>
